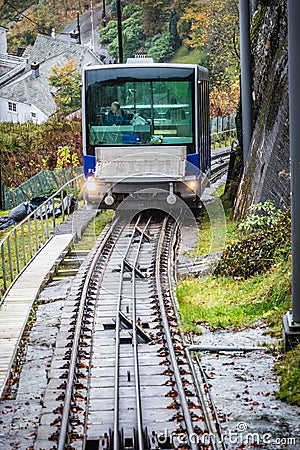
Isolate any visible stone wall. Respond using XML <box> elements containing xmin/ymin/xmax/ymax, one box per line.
<box><xmin>234</xmin><ymin>0</ymin><xmax>290</xmax><ymax>218</ymax></box>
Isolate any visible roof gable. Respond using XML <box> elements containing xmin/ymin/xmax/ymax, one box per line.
<box><xmin>0</xmin><ymin>34</ymin><xmax>102</xmax><ymax>118</ymax></box>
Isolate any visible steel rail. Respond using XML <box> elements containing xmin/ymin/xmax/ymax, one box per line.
<box><xmin>131</xmin><ymin>217</ymin><xmax>152</xmax><ymax>450</ymax></box>
<box><xmin>113</xmin><ymin>215</ymin><xmax>143</xmax><ymax>450</ymax></box>
<box><xmin>57</xmin><ymin>215</ymin><xmax>122</xmax><ymax>450</ymax></box>
<box><xmin>155</xmin><ymin>217</ymin><xmax>199</xmax><ymax>450</ymax></box>
<box><xmin>193</xmin><ymin>349</ymin><xmax>226</xmax><ymax>449</ymax></box>
<box><xmin>166</xmin><ymin>224</ymin><xmax>225</xmax><ymax>450</ymax></box>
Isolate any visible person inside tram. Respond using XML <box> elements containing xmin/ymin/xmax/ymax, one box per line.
<box><xmin>104</xmin><ymin>101</ymin><xmax>130</xmax><ymax>125</ymax></box>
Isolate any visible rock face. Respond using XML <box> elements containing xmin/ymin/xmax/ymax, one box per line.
<box><xmin>234</xmin><ymin>0</ymin><xmax>289</xmax><ymax>218</ymax></box>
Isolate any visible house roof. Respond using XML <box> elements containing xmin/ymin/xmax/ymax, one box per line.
<box><xmin>0</xmin><ymin>71</ymin><xmax>57</xmax><ymax>117</ymax></box>
<box><xmin>27</xmin><ymin>34</ymin><xmax>100</xmax><ymax>69</ymax></box>
<box><xmin>0</xmin><ymin>34</ymin><xmax>102</xmax><ymax>117</ymax></box>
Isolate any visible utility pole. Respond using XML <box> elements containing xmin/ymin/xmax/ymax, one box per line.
<box><xmin>77</xmin><ymin>11</ymin><xmax>81</xmax><ymax>45</ymax></box>
<box><xmin>102</xmin><ymin>0</ymin><xmax>107</xmax><ymax>26</ymax></box>
<box><xmin>283</xmin><ymin>0</ymin><xmax>300</xmax><ymax>350</ymax></box>
<box><xmin>239</xmin><ymin>0</ymin><xmax>252</xmax><ymax>163</ymax></box>
<box><xmin>70</xmin><ymin>12</ymin><xmax>81</xmax><ymax>44</ymax></box>
<box><xmin>116</xmin><ymin>0</ymin><xmax>123</xmax><ymax>63</ymax></box>
<box><xmin>90</xmin><ymin>1</ymin><xmax>95</xmax><ymax>52</ymax></box>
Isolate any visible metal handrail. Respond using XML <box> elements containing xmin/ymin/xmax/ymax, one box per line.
<box><xmin>0</xmin><ymin>173</ymin><xmax>84</xmax><ymax>298</ymax></box>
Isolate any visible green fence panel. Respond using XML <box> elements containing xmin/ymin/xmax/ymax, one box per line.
<box><xmin>2</xmin><ymin>167</ymin><xmax>83</xmax><ymax>210</ymax></box>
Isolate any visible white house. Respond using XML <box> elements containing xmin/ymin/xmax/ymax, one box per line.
<box><xmin>0</xmin><ymin>34</ymin><xmax>102</xmax><ymax>124</ymax></box>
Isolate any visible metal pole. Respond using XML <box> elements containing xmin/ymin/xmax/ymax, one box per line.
<box><xmin>90</xmin><ymin>1</ymin><xmax>95</xmax><ymax>51</ymax></box>
<box><xmin>116</xmin><ymin>0</ymin><xmax>123</xmax><ymax>63</ymax></box>
<box><xmin>0</xmin><ymin>164</ymin><xmax>3</xmax><ymax>210</ymax></box>
<box><xmin>239</xmin><ymin>0</ymin><xmax>252</xmax><ymax>163</ymax></box>
<box><xmin>77</xmin><ymin>11</ymin><xmax>81</xmax><ymax>44</ymax></box>
<box><xmin>288</xmin><ymin>0</ymin><xmax>300</xmax><ymax>324</ymax></box>
<box><xmin>102</xmin><ymin>0</ymin><xmax>107</xmax><ymax>26</ymax></box>
<box><xmin>283</xmin><ymin>0</ymin><xmax>300</xmax><ymax>350</ymax></box>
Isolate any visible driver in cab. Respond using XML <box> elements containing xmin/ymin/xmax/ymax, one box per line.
<box><xmin>104</xmin><ymin>101</ymin><xmax>130</xmax><ymax>126</ymax></box>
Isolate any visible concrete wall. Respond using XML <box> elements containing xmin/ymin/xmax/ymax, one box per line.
<box><xmin>234</xmin><ymin>0</ymin><xmax>290</xmax><ymax>218</ymax></box>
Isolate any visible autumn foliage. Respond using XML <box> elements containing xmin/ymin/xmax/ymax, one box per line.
<box><xmin>48</xmin><ymin>60</ymin><xmax>82</xmax><ymax>116</ymax></box>
<box><xmin>0</xmin><ymin>120</ymin><xmax>82</xmax><ymax>188</ymax></box>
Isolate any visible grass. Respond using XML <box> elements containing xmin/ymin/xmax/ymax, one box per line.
<box><xmin>170</xmin><ymin>46</ymin><xmax>206</xmax><ymax>65</ymax></box>
<box><xmin>73</xmin><ymin>209</ymin><xmax>114</xmax><ymax>251</ymax></box>
<box><xmin>0</xmin><ymin>210</ymin><xmax>11</xmax><ymax>240</ymax></box>
<box><xmin>177</xmin><ymin>185</ymin><xmax>297</xmax><ymax>405</ymax></box>
<box><xmin>275</xmin><ymin>344</ymin><xmax>300</xmax><ymax>405</ymax></box>
<box><xmin>176</xmin><ymin>260</ymin><xmax>291</xmax><ymax>335</ymax></box>
<box><xmin>0</xmin><ymin>204</ymin><xmax>74</xmax><ymax>295</ymax></box>
<box><xmin>189</xmin><ymin>186</ymin><xmax>240</xmax><ymax>257</ymax></box>
<box><xmin>0</xmin><ymin>195</ymin><xmax>90</xmax><ymax>296</ymax></box>
<box><xmin>177</xmin><ymin>184</ymin><xmax>291</xmax><ymax>336</ymax></box>
<box><xmin>0</xmin><ymin>205</ymin><xmax>114</xmax><ymax>296</ymax></box>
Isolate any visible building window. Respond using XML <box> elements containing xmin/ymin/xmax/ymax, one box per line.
<box><xmin>8</xmin><ymin>101</ymin><xmax>17</xmax><ymax>112</ymax></box>
<box><xmin>31</xmin><ymin>112</ymin><xmax>37</xmax><ymax>118</ymax></box>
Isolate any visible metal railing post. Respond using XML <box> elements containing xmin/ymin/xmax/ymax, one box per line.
<box><xmin>1</xmin><ymin>246</ymin><xmax>7</xmax><ymax>292</ymax></box>
<box><xmin>21</xmin><ymin>223</ymin><xmax>27</xmax><ymax>266</ymax></box>
<box><xmin>14</xmin><ymin>228</ymin><xmax>20</xmax><ymax>273</ymax></box>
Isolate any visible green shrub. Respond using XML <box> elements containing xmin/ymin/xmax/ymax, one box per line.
<box><xmin>238</xmin><ymin>200</ymin><xmax>282</xmax><ymax>233</ymax></box>
<box><xmin>215</xmin><ymin>209</ymin><xmax>291</xmax><ymax>279</ymax></box>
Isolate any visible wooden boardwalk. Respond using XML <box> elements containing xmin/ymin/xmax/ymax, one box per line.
<box><xmin>0</xmin><ymin>233</ymin><xmax>74</xmax><ymax>398</ymax></box>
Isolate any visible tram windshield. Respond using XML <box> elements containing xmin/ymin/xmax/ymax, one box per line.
<box><xmin>84</xmin><ymin>67</ymin><xmax>194</xmax><ymax>151</ymax></box>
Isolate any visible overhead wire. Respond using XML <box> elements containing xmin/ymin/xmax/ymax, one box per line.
<box><xmin>2</xmin><ymin>1</ymin><xmax>49</xmax><ymax>34</ymax></box>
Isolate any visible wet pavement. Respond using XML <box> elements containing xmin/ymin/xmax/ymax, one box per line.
<box><xmin>196</xmin><ymin>326</ymin><xmax>300</xmax><ymax>449</ymax></box>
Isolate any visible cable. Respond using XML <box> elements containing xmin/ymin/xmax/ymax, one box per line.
<box><xmin>4</xmin><ymin>1</ymin><xmax>49</xmax><ymax>34</ymax></box>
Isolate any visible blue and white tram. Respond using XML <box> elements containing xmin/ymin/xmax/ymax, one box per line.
<box><xmin>82</xmin><ymin>59</ymin><xmax>210</xmax><ymax>211</ymax></box>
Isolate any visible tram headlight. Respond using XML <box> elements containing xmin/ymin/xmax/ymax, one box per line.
<box><xmin>186</xmin><ymin>179</ymin><xmax>197</xmax><ymax>191</ymax></box>
<box><xmin>85</xmin><ymin>177</ymin><xmax>97</xmax><ymax>193</ymax></box>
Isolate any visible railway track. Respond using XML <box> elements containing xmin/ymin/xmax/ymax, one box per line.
<box><xmin>210</xmin><ymin>147</ymin><xmax>231</xmax><ymax>184</ymax></box>
<box><xmin>33</xmin><ymin>211</ymin><xmax>225</xmax><ymax>450</ymax></box>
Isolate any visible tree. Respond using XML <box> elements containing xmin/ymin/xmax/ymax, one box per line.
<box><xmin>176</xmin><ymin>0</ymin><xmax>240</xmax><ymax>114</ymax></box>
<box><xmin>2</xmin><ymin>0</ymin><xmax>85</xmax><ymax>54</ymax></box>
<box><xmin>136</xmin><ymin>0</ymin><xmax>170</xmax><ymax>37</ymax></box>
<box><xmin>205</xmin><ymin>0</ymin><xmax>240</xmax><ymax>89</ymax></box>
<box><xmin>146</xmin><ymin>33</ymin><xmax>173</xmax><ymax>62</ymax></box>
<box><xmin>177</xmin><ymin>0</ymin><xmax>208</xmax><ymax>46</ymax></box>
<box><xmin>48</xmin><ymin>60</ymin><xmax>81</xmax><ymax>116</ymax></box>
<box><xmin>169</xmin><ymin>10</ymin><xmax>181</xmax><ymax>52</ymax></box>
<box><xmin>0</xmin><ymin>120</ymin><xmax>82</xmax><ymax>188</ymax></box>
<box><xmin>99</xmin><ymin>4</ymin><xmax>144</xmax><ymax>61</ymax></box>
